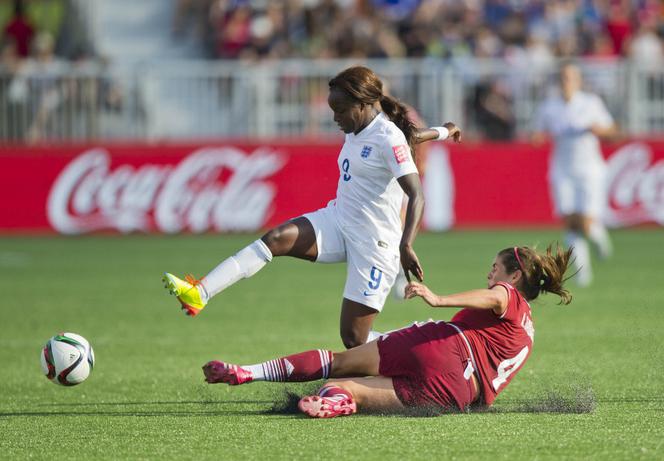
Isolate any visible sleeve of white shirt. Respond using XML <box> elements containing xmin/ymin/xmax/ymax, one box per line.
<box><xmin>381</xmin><ymin>129</ymin><xmax>419</xmax><ymax>178</ymax></box>
<box><xmin>591</xmin><ymin>94</ymin><xmax>614</xmax><ymax>128</ymax></box>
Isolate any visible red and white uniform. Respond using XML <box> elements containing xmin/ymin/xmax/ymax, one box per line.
<box><xmin>376</xmin><ymin>283</ymin><xmax>534</xmax><ymax>410</ymax></box>
<box><xmin>450</xmin><ymin>282</ymin><xmax>534</xmax><ymax>405</ymax></box>
<box><xmin>378</xmin><ymin>321</ymin><xmax>478</xmax><ymax>410</ymax></box>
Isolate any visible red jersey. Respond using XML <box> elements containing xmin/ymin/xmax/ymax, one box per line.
<box><xmin>450</xmin><ymin>282</ymin><xmax>534</xmax><ymax>406</ymax></box>
<box><xmin>4</xmin><ymin>18</ymin><xmax>35</xmax><ymax>57</ymax></box>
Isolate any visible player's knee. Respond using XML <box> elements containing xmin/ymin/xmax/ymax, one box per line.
<box><xmin>340</xmin><ymin>330</ymin><xmax>366</xmax><ymax>349</ymax></box>
<box><xmin>261</xmin><ymin>227</ymin><xmax>289</xmax><ymax>255</ymax></box>
<box><xmin>329</xmin><ymin>353</ymin><xmax>348</xmax><ymax>375</ymax></box>
<box><xmin>566</xmin><ymin>214</ymin><xmax>584</xmax><ymax>232</ymax></box>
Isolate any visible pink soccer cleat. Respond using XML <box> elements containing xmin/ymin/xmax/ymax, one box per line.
<box><xmin>298</xmin><ymin>394</ymin><xmax>357</xmax><ymax>418</ymax></box>
<box><xmin>202</xmin><ymin>360</ymin><xmax>253</xmax><ymax>385</ymax></box>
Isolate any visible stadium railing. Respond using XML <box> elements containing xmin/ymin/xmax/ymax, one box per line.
<box><xmin>1</xmin><ymin>58</ymin><xmax>662</xmax><ymax>143</ymax></box>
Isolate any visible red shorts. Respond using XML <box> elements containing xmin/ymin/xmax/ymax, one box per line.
<box><xmin>377</xmin><ymin>321</ymin><xmax>476</xmax><ymax>411</ymax></box>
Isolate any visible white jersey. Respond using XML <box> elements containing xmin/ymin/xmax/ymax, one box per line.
<box><xmin>332</xmin><ymin>112</ymin><xmax>418</xmax><ymax>247</ymax></box>
<box><xmin>534</xmin><ymin>91</ymin><xmax>614</xmax><ymax>176</ymax></box>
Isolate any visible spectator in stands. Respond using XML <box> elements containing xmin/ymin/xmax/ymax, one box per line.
<box><xmin>626</xmin><ymin>21</ymin><xmax>664</xmax><ymax>70</ymax></box>
<box><xmin>626</xmin><ymin>18</ymin><xmax>664</xmax><ymax>100</ymax></box>
<box><xmin>181</xmin><ymin>0</ymin><xmax>663</xmax><ymax>62</ymax></box>
<box><xmin>605</xmin><ymin>1</ymin><xmax>633</xmax><ymax>55</ymax></box>
<box><xmin>524</xmin><ymin>34</ymin><xmax>555</xmax><ymax>68</ymax></box>
<box><xmin>472</xmin><ymin>79</ymin><xmax>515</xmax><ymax>141</ymax></box>
<box><xmin>2</xmin><ymin>0</ymin><xmax>34</xmax><ymax>58</ymax></box>
<box><xmin>0</xmin><ymin>37</ymin><xmax>29</xmax><ymax>140</ymax></box>
<box><xmin>172</xmin><ymin>0</ymin><xmax>211</xmax><ymax>40</ymax></box>
<box><xmin>1</xmin><ymin>0</ymin><xmax>662</xmax><ymax>143</ymax></box>
<box><xmin>473</xmin><ymin>26</ymin><xmax>503</xmax><ymax>58</ymax></box>
<box><xmin>23</xmin><ymin>32</ymin><xmax>66</xmax><ymax>143</ymax></box>
<box><xmin>585</xmin><ymin>31</ymin><xmax>618</xmax><ymax>60</ymax></box>
<box><xmin>211</xmin><ymin>2</ymin><xmax>252</xmax><ymax>59</ymax></box>
<box><xmin>0</xmin><ymin>37</ymin><xmax>19</xmax><ymax>78</ymax></box>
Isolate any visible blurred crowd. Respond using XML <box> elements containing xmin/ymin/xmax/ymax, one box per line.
<box><xmin>173</xmin><ymin>0</ymin><xmax>664</xmax><ymax>64</ymax></box>
<box><xmin>0</xmin><ymin>0</ymin><xmax>120</xmax><ymax>143</ymax></box>
<box><xmin>171</xmin><ymin>0</ymin><xmax>664</xmax><ymax>140</ymax></box>
<box><xmin>2</xmin><ymin>0</ymin><xmax>664</xmax><ymax>143</ymax></box>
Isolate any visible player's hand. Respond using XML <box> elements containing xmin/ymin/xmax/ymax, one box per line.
<box><xmin>400</xmin><ymin>244</ymin><xmax>423</xmax><ymax>282</ymax></box>
<box><xmin>405</xmin><ymin>281</ymin><xmax>438</xmax><ymax>306</ymax></box>
<box><xmin>443</xmin><ymin>122</ymin><xmax>462</xmax><ymax>143</ymax></box>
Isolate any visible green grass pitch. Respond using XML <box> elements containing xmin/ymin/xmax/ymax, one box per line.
<box><xmin>1</xmin><ymin>230</ymin><xmax>663</xmax><ymax>460</ymax></box>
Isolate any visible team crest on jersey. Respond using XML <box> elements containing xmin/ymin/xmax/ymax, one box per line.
<box><xmin>361</xmin><ymin>145</ymin><xmax>372</xmax><ymax>158</ymax></box>
<box><xmin>392</xmin><ymin>145</ymin><xmax>409</xmax><ymax>164</ymax></box>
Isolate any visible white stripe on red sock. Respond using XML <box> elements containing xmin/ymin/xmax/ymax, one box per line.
<box><xmin>318</xmin><ymin>349</ymin><xmax>332</xmax><ymax>379</ymax></box>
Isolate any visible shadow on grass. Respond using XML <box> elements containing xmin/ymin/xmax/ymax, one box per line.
<box><xmin>265</xmin><ymin>384</ymin><xmax>600</xmax><ymax>417</ymax></box>
<box><xmin>37</xmin><ymin>400</ymin><xmax>272</xmax><ymax>407</ymax></box>
<box><xmin>17</xmin><ymin>384</ymin><xmax>655</xmax><ymax>419</ymax></box>
<box><xmin>0</xmin><ymin>409</ymin><xmax>266</xmax><ymax>418</ymax></box>
<box><xmin>4</xmin><ymin>399</ymin><xmax>274</xmax><ymax>418</ymax></box>
<box><xmin>265</xmin><ymin>383</ymin><xmax>320</xmax><ymax>415</ymax></box>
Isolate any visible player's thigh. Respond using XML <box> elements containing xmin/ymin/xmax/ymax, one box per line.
<box><xmin>342</xmin><ymin>240</ymin><xmax>400</xmax><ymax>313</ymax></box>
<box><xmin>332</xmin><ymin>339</ymin><xmax>381</xmax><ymax>377</ymax></box>
<box><xmin>261</xmin><ymin>217</ymin><xmax>317</xmax><ymax>260</ymax></box>
<box><xmin>563</xmin><ymin>213</ymin><xmax>585</xmax><ymax>232</ymax></box>
<box><xmin>550</xmin><ymin>173</ymin><xmax>575</xmax><ymax>218</ymax></box>
<box><xmin>575</xmin><ymin>174</ymin><xmax>606</xmax><ymax>220</ymax></box>
<box><xmin>327</xmin><ymin>376</ymin><xmax>404</xmax><ymax>412</ymax></box>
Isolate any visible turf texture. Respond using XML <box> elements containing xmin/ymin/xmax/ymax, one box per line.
<box><xmin>0</xmin><ymin>230</ymin><xmax>662</xmax><ymax>460</ymax></box>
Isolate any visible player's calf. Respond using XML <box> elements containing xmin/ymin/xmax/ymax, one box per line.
<box><xmin>203</xmin><ymin>350</ymin><xmax>333</xmax><ymax>385</ymax></box>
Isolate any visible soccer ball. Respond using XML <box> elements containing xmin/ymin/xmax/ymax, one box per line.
<box><xmin>40</xmin><ymin>333</ymin><xmax>95</xmax><ymax>386</ymax></box>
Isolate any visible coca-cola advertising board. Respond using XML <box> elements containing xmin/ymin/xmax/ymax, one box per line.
<box><xmin>0</xmin><ymin>140</ymin><xmax>663</xmax><ymax>234</ymax></box>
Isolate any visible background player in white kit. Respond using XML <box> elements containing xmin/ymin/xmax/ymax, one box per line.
<box><xmin>163</xmin><ymin>66</ymin><xmax>461</xmax><ymax>348</ymax></box>
<box><xmin>533</xmin><ymin>62</ymin><xmax>618</xmax><ymax>286</ymax></box>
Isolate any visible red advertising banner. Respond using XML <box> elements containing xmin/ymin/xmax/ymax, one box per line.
<box><xmin>0</xmin><ymin>140</ymin><xmax>662</xmax><ymax>234</ymax></box>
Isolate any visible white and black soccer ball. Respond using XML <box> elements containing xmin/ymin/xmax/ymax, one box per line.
<box><xmin>40</xmin><ymin>333</ymin><xmax>95</xmax><ymax>386</ymax></box>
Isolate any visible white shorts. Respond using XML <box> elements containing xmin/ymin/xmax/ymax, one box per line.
<box><xmin>549</xmin><ymin>169</ymin><xmax>607</xmax><ymax>218</ymax></box>
<box><xmin>302</xmin><ymin>205</ymin><xmax>400</xmax><ymax>312</ymax></box>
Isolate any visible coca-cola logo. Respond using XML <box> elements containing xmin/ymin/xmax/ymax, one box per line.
<box><xmin>605</xmin><ymin>142</ymin><xmax>664</xmax><ymax>226</ymax></box>
<box><xmin>47</xmin><ymin>147</ymin><xmax>287</xmax><ymax>234</ymax></box>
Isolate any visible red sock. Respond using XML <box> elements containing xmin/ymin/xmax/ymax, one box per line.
<box><xmin>318</xmin><ymin>385</ymin><xmax>352</xmax><ymax>401</ymax></box>
<box><xmin>244</xmin><ymin>349</ymin><xmax>333</xmax><ymax>382</ymax></box>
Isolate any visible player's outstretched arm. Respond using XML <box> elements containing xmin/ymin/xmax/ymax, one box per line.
<box><xmin>405</xmin><ymin>282</ymin><xmax>509</xmax><ymax>316</ymax></box>
<box><xmin>397</xmin><ymin>174</ymin><xmax>425</xmax><ymax>282</ymax></box>
<box><xmin>414</xmin><ymin>122</ymin><xmax>462</xmax><ymax>144</ymax></box>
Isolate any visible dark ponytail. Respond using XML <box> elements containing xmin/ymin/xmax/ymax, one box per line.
<box><xmin>329</xmin><ymin>66</ymin><xmax>419</xmax><ymax>155</ymax></box>
<box><xmin>379</xmin><ymin>94</ymin><xmax>419</xmax><ymax>153</ymax></box>
<box><xmin>498</xmin><ymin>244</ymin><xmax>573</xmax><ymax>305</ymax></box>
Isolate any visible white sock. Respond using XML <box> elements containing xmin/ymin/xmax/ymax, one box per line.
<box><xmin>242</xmin><ymin>363</ymin><xmax>267</xmax><ymax>381</ymax></box>
<box><xmin>366</xmin><ymin>330</ymin><xmax>384</xmax><ymax>342</ymax></box>
<box><xmin>565</xmin><ymin>231</ymin><xmax>592</xmax><ymax>286</ymax></box>
<box><xmin>200</xmin><ymin>239</ymin><xmax>273</xmax><ymax>301</ymax></box>
<box><xmin>588</xmin><ymin>221</ymin><xmax>612</xmax><ymax>259</ymax></box>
